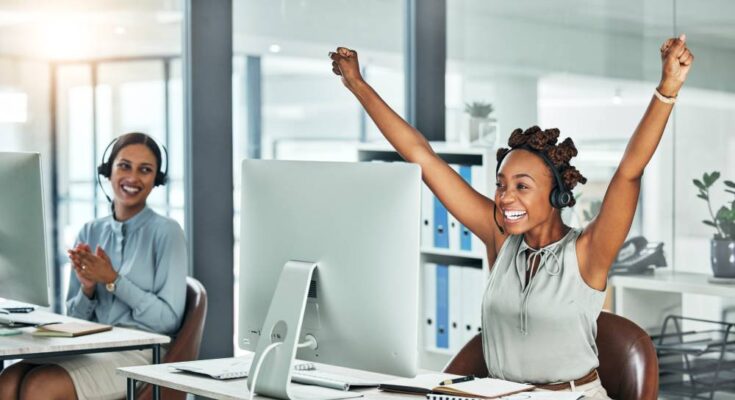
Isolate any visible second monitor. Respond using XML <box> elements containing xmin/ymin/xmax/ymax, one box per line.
<box><xmin>238</xmin><ymin>159</ymin><xmax>421</xmax><ymax>382</ymax></box>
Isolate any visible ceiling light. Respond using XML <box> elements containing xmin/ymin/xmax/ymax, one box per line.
<box><xmin>269</xmin><ymin>44</ymin><xmax>281</xmax><ymax>53</ymax></box>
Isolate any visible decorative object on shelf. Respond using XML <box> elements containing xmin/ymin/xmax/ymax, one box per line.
<box><xmin>463</xmin><ymin>101</ymin><xmax>498</xmax><ymax>147</ymax></box>
<box><xmin>693</xmin><ymin>171</ymin><xmax>735</xmax><ymax>278</ymax></box>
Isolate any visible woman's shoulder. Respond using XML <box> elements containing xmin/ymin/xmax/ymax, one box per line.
<box><xmin>147</xmin><ymin>211</ymin><xmax>185</xmax><ymax>237</ymax></box>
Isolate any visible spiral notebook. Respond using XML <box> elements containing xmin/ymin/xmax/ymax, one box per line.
<box><xmin>380</xmin><ymin>373</ymin><xmax>534</xmax><ymax>399</ymax></box>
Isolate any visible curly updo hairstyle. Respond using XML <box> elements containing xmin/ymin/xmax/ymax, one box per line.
<box><xmin>496</xmin><ymin>126</ymin><xmax>587</xmax><ymax>207</ymax></box>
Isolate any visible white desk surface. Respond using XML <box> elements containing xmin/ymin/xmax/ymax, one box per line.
<box><xmin>118</xmin><ymin>353</ymin><xmax>429</xmax><ymax>400</ymax></box>
<box><xmin>609</xmin><ymin>270</ymin><xmax>735</xmax><ymax>297</ymax></box>
<box><xmin>0</xmin><ymin>300</ymin><xmax>169</xmax><ymax>358</ymax></box>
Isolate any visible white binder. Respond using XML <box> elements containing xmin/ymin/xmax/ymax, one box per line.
<box><xmin>461</xmin><ymin>266</ymin><xmax>484</xmax><ymax>344</ymax></box>
<box><xmin>421</xmin><ymin>184</ymin><xmax>434</xmax><ymax>248</ymax></box>
<box><xmin>422</xmin><ymin>262</ymin><xmax>437</xmax><ymax>351</ymax></box>
<box><xmin>448</xmin><ymin>165</ymin><xmax>462</xmax><ymax>252</ymax></box>
<box><xmin>449</xmin><ymin>265</ymin><xmax>465</xmax><ymax>352</ymax></box>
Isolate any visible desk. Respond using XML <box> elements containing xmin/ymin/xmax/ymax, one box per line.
<box><xmin>118</xmin><ymin>353</ymin><xmax>411</xmax><ymax>400</ymax></box>
<box><xmin>0</xmin><ymin>301</ymin><xmax>170</xmax><ymax>400</ymax></box>
<box><xmin>610</xmin><ymin>270</ymin><xmax>735</xmax><ymax>333</ymax></box>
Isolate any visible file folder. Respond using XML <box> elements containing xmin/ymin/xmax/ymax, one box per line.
<box><xmin>436</xmin><ymin>264</ymin><xmax>449</xmax><ymax>349</ymax></box>
<box><xmin>470</xmin><ymin>165</ymin><xmax>486</xmax><ymax>254</ymax></box>
<box><xmin>458</xmin><ymin>165</ymin><xmax>473</xmax><ymax>252</ymax></box>
<box><xmin>421</xmin><ymin>184</ymin><xmax>435</xmax><ymax>248</ymax></box>
<box><xmin>448</xmin><ymin>165</ymin><xmax>461</xmax><ymax>252</ymax></box>
<box><xmin>461</xmin><ymin>267</ymin><xmax>484</xmax><ymax>344</ymax></box>
<box><xmin>434</xmin><ymin>196</ymin><xmax>449</xmax><ymax>249</ymax></box>
<box><xmin>449</xmin><ymin>265</ymin><xmax>464</xmax><ymax>352</ymax></box>
<box><xmin>423</xmin><ymin>263</ymin><xmax>437</xmax><ymax>351</ymax></box>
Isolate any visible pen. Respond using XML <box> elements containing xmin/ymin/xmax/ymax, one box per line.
<box><xmin>439</xmin><ymin>375</ymin><xmax>475</xmax><ymax>386</ymax></box>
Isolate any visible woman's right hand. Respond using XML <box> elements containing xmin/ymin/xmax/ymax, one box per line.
<box><xmin>329</xmin><ymin>47</ymin><xmax>364</xmax><ymax>91</ymax></box>
<box><xmin>67</xmin><ymin>244</ymin><xmax>96</xmax><ymax>297</ymax></box>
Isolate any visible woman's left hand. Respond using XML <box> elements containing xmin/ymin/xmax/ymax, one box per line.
<box><xmin>74</xmin><ymin>246</ymin><xmax>118</xmax><ymax>284</ymax></box>
<box><xmin>658</xmin><ymin>33</ymin><xmax>694</xmax><ymax>97</ymax></box>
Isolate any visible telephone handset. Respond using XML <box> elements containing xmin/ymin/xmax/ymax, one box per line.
<box><xmin>610</xmin><ymin>236</ymin><xmax>667</xmax><ymax>275</ymax></box>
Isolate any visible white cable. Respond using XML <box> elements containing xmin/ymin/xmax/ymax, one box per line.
<box><xmin>249</xmin><ymin>342</ymin><xmax>282</xmax><ymax>400</ymax></box>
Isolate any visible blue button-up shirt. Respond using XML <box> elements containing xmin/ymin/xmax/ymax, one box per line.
<box><xmin>66</xmin><ymin>206</ymin><xmax>187</xmax><ymax>336</ymax></box>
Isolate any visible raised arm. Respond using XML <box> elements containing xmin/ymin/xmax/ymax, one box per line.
<box><xmin>580</xmin><ymin>35</ymin><xmax>693</xmax><ymax>285</ymax></box>
<box><xmin>330</xmin><ymin>47</ymin><xmax>500</xmax><ymax>248</ymax></box>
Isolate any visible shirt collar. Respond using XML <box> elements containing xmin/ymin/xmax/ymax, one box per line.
<box><xmin>109</xmin><ymin>206</ymin><xmax>154</xmax><ymax>237</ymax></box>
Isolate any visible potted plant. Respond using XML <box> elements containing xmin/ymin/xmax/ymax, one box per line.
<box><xmin>693</xmin><ymin>171</ymin><xmax>735</xmax><ymax>278</ymax></box>
<box><xmin>463</xmin><ymin>101</ymin><xmax>498</xmax><ymax>146</ymax></box>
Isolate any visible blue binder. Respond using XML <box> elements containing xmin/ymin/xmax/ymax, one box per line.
<box><xmin>433</xmin><ymin>196</ymin><xmax>449</xmax><ymax>248</ymax></box>
<box><xmin>436</xmin><ymin>264</ymin><xmax>449</xmax><ymax>349</ymax></box>
<box><xmin>459</xmin><ymin>165</ymin><xmax>472</xmax><ymax>251</ymax></box>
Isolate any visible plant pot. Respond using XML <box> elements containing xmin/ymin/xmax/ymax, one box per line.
<box><xmin>711</xmin><ymin>239</ymin><xmax>735</xmax><ymax>278</ymax></box>
<box><xmin>465</xmin><ymin>117</ymin><xmax>499</xmax><ymax>146</ymax></box>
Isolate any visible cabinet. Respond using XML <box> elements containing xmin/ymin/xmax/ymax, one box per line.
<box><xmin>358</xmin><ymin>141</ymin><xmax>495</xmax><ymax>371</ymax></box>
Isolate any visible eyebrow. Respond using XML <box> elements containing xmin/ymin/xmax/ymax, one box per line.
<box><xmin>497</xmin><ymin>173</ymin><xmax>536</xmax><ymax>182</ymax></box>
<box><xmin>118</xmin><ymin>158</ymin><xmax>155</xmax><ymax>167</ymax></box>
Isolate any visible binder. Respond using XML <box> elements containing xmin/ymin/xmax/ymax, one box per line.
<box><xmin>461</xmin><ymin>267</ymin><xmax>484</xmax><ymax>344</ymax></box>
<box><xmin>448</xmin><ymin>265</ymin><xmax>464</xmax><ymax>352</ymax></box>
<box><xmin>436</xmin><ymin>264</ymin><xmax>449</xmax><ymax>349</ymax></box>
<box><xmin>423</xmin><ymin>263</ymin><xmax>437</xmax><ymax>351</ymax></box>
<box><xmin>448</xmin><ymin>165</ymin><xmax>461</xmax><ymax>252</ymax></box>
<box><xmin>470</xmin><ymin>165</ymin><xmax>486</xmax><ymax>254</ymax></box>
<box><xmin>421</xmin><ymin>184</ymin><xmax>434</xmax><ymax>248</ymax></box>
<box><xmin>434</xmin><ymin>197</ymin><xmax>449</xmax><ymax>249</ymax></box>
<box><xmin>458</xmin><ymin>165</ymin><xmax>473</xmax><ymax>252</ymax></box>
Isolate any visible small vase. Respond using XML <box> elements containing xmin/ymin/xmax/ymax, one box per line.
<box><xmin>711</xmin><ymin>239</ymin><xmax>735</xmax><ymax>278</ymax></box>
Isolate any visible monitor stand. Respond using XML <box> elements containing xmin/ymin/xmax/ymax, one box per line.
<box><xmin>247</xmin><ymin>261</ymin><xmax>354</xmax><ymax>400</ymax></box>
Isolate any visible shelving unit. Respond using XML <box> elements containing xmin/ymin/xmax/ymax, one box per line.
<box><xmin>358</xmin><ymin>141</ymin><xmax>495</xmax><ymax>371</ymax></box>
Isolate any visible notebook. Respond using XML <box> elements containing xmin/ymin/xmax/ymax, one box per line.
<box><xmin>379</xmin><ymin>373</ymin><xmax>534</xmax><ymax>399</ymax></box>
<box><xmin>32</xmin><ymin>322</ymin><xmax>112</xmax><ymax>337</ymax></box>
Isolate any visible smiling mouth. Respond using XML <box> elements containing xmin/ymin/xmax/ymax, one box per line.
<box><xmin>121</xmin><ymin>185</ymin><xmax>142</xmax><ymax>195</ymax></box>
<box><xmin>503</xmin><ymin>210</ymin><xmax>527</xmax><ymax>222</ymax></box>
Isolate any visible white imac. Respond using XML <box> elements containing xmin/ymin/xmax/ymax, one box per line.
<box><xmin>0</xmin><ymin>152</ymin><xmax>50</xmax><ymax>307</ymax></box>
<box><xmin>239</xmin><ymin>159</ymin><xmax>421</xmax><ymax>400</ymax></box>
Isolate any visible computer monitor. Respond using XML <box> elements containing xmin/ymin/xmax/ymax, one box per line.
<box><xmin>0</xmin><ymin>152</ymin><xmax>50</xmax><ymax>306</ymax></box>
<box><xmin>239</xmin><ymin>160</ymin><xmax>420</xmax><ymax>395</ymax></box>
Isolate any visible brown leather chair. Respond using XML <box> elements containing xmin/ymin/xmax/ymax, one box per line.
<box><xmin>444</xmin><ymin>311</ymin><xmax>658</xmax><ymax>400</ymax></box>
<box><xmin>136</xmin><ymin>277</ymin><xmax>208</xmax><ymax>400</ymax></box>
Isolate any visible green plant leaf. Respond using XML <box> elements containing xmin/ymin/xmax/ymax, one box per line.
<box><xmin>727</xmin><ymin>189</ymin><xmax>735</xmax><ymax>196</ymax></box>
<box><xmin>697</xmin><ymin>193</ymin><xmax>709</xmax><ymax>200</ymax></box>
<box><xmin>725</xmin><ymin>180</ymin><xmax>735</xmax><ymax>188</ymax></box>
<box><xmin>693</xmin><ymin>179</ymin><xmax>706</xmax><ymax>190</ymax></box>
<box><xmin>711</xmin><ymin>171</ymin><xmax>721</xmax><ymax>184</ymax></box>
<box><xmin>703</xmin><ymin>220</ymin><xmax>718</xmax><ymax>227</ymax></box>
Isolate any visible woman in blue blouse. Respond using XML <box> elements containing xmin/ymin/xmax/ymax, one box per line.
<box><xmin>0</xmin><ymin>132</ymin><xmax>187</xmax><ymax>400</ymax></box>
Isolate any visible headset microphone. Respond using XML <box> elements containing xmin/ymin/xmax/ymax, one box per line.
<box><xmin>493</xmin><ymin>202</ymin><xmax>505</xmax><ymax>235</ymax></box>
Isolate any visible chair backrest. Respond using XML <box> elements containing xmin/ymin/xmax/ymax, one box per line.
<box><xmin>444</xmin><ymin>311</ymin><xmax>658</xmax><ymax>400</ymax></box>
<box><xmin>595</xmin><ymin>311</ymin><xmax>658</xmax><ymax>400</ymax></box>
<box><xmin>137</xmin><ymin>276</ymin><xmax>208</xmax><ymax>400</ymax></box>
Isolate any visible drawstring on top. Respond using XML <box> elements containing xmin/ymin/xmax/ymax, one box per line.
<box><xmin>516</xmin><ymin>231</ymin><xmax>570</xmax><ymax>335</ymax></box>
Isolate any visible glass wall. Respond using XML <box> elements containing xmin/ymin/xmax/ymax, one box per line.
<box><xmin>231</xmin><ymin>0</ymin><xmax>407</xmax><ymax>353</ymax></box>
<box><xmin>0</xmin><ymin>0</ymin><xmax>184</xmax><ymax>310</ymax></box>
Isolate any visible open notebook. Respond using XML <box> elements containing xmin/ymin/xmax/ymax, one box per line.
<box><xmin>380</xmin><ymin>373</ymin><xmax>534</xmax><ymax>399</ymax></box>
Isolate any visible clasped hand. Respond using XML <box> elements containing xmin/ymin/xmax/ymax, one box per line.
<box><xmin>658</xmin><ymin>34</ymin><xmax>694</xmax><ymax>97</ymax></box>
<box><xmin>67</xmin><ymin>244</ymin><xmax>118</xmax><ymax>293</ymax></box>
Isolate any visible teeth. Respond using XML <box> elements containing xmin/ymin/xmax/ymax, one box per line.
<box><xmin>122</xmin><ymin>185</ymin><xmax>141</xmax><ymax>194</ymax></box>
<box><xmin>504</xmin><ymin>210</ymin><xmax>527</xmax><ymax>220</ymax></box>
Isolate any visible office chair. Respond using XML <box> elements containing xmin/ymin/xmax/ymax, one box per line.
<box><xmin>444</xmin><ymin>311</ymin><xmax>659</xmax><ymax>400</ymax></box>
<box><xmin>136</xmin><ymin>277</ymin><xmax>208</xmax><ymax>400</ymax></box>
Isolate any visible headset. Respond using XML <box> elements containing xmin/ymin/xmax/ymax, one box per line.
<box><xmin>493</xmin><ymin>144</ymin><xmax>573</xmax><ymax>234</ymax></box>
<box><xmin>96</xmin><ymin>133</ymin><xmax>169</xmax><ymax>203</ymax></box>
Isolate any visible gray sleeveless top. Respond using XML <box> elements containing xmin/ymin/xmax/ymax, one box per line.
<box><xmin>481</xmin><ymin>228</ymin><xmax>605</xmax><ymax>384</ymax></box>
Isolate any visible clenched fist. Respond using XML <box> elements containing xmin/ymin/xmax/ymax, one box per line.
<box><xmin>329</xmin><ymin>47</ymin><xmax>364</xmax><ymax>92</ymax></box>
<box><xmin>658</xmin><ymin>34</ymin><xmax>694</xmax><ymax>98</ymax></box>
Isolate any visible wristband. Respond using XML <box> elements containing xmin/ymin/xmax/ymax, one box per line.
<box><xmin>654</xmin><ymin>88</ymin><xmax>677</xmax><ymax>104</ymax></box>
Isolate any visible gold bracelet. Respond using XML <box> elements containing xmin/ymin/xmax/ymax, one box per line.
<box><xmin>654</xmin><ymin>88</ymin><xmax>677</xmax><ymax>104</ymax></box>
